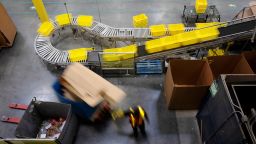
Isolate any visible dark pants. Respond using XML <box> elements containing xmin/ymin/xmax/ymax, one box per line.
<box><xmin>132</xmin><ymin>122</ymin><xmax>146</xmax><ymax>137</ymax></box>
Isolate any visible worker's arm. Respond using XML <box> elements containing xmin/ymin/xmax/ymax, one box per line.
<box><xmin>124</xmin><ymin>110</ymin><xmax>131</xmax><ymax>116</ymax></box>
<box><xmin>142</xmin><ymin>108</ymin><xmax>149</xmax><ymax>123</ymax></box>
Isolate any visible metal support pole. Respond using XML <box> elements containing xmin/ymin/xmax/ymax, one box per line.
<box><xmin>32</xmin><ymin>0</ymin><xmax>49</xmax><ymax>23</ymax></box>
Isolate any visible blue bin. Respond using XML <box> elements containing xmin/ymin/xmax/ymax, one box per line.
<box><xmin>52</xmin><ymin>81</ymin><xmax>97</xmax><ymax>120</ymax></box>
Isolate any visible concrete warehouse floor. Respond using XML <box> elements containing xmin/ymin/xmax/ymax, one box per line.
<box><xmin>0</xmin><ymin>0</ymin><xmax>253</xmax><ymax>143</ymax></box>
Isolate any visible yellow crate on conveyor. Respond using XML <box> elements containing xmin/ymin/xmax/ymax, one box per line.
<box><xmin>55</xmin><ymin>13</ymin><xmax>73</xmax><ymax>26</ymax></box>
<box><xmin>77</xmin><ymin>15</ymin><xmax>94</xmax><ymax>27</ymax></box>
<box><xmin>119</xmin><ymin>45</ymin><xmax>137</xmax><ymax>60</ymax></box>
<box><xmin>68</xmin><ymin>48</ymin><xmax>93</xmax><ymax>62</ymax></box>
<box><xmin>161</xmin><ymin>35</ymin><xmax>181</xmax><ymax>50</ymax></box>
<box><xmin>195</xmin><ymin>0</ymin><xmax>208</xmax><ymax>14</ymax></box>
<box><xmin>196</xmin><ymin>27</ymin><xmax>220</xmax><ymax>42</ymax></box>
<box><xmin>196</xmin><ymin>22</ymin><xmax>227</xmax><ymax>29</ymax></box>
<box><xmin>103</xmin><ymin>45</ymin><xmax>137</xmax><ymax>62</ymax></box>
<box><xmin>133</xmin><ymin>13</ymin><xmax>148</xmax><ymax>28</ymax></box>
<box><xmin>145</xmin><ymin>38</ymin><xmax>165</xmax><ymax>53</ymax></box>
<box><xmin>168</xmin><ymin>23</ymin><xmax>185</xmax><ymax>35</ymax></box>
<box><xmin>150</xmin><ymin>24</ymin><xmax>167</xmax><ymax>37</ymax></box>
<box><xmin>37</xmin><ymin>21</ymin><xmax>54</xmax><ymax>36</ymax></box>
<box><xmin>177</xmin><ymin>31</ymin><xmax>199</xmax><ymax>46</ymax></box>
<box><xmin>103</xmin><ymin>53</ymin><xmax>121</xmax><ymax>62</ymax></box>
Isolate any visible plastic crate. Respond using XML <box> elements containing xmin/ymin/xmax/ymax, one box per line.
<box><xmin>145</xmin><ymin>39</ymin><xmax>164</xmax><ymax>53</ymax></box>
<box><xmin>177</xmin><ymin>31</ymin><xmax>199</xmax><ymax>46</ymax></box>
<box><xmin>168</xmin><ymin>23</ymin><xmax>185</xmax><ymax>35</ymax></box>
<box><xmin>68</xmin><ymin>48</ymin><xmax>93</xmax><ymax>62</ymax></box>
<box><xmin>55</xmin><ymin>13</ymin><xmax>72</xmax><ymax>26</ymax></box>
<box><xmin>77</xmin><ymin>15</ymin><xmax>93</xmax><ymax>27</ymax></box>
<box><xmin>150</xmin><ymin>24</ymin><xmax>167</xmax><ymax>37</ymax></box>
<box><xmin>53</xmin><ymin>81</ymin><xmax>97</xmax><ymax>120</ymax></box>
<box><xmin>133</xmin><ymin>13</ymin><xmax>148</xmax><ymax>28</ymax></box>
<box><xmin>136</xmin><ymin>60</ymin><xmax>163</xmax><ymax>74</ymax></box>
<box><xmin>102</xmin><ymin>45</ymin><xmax>137</xmax><ymax>62</ymax></box>
<box><xmin>119</xmin><ymin>44</ymin><xmax>137</xmax><ymax>60</ymax></box>
<box><xmin>196</xmin><ymin>22</ymin><xmax>220</xmax><ymax>29</ymax></box>
<box><xmin>103</xmin><ymin>48</ymin><xmax>121</xmax><ymax>62</ymax></box>
<box><xmin>195</xmin><ymin>0</ymin><xmax>208</xmax><ymax>14</ymax></box>
<box><xmin>196</xmin><ymin>27</ymin><xmax>219</xmax><ymax>42</ymax></box>
<box><xmin>162</xmin><ymin>35</ymin><xmax>181</xmax><ymax>50</ymax></box>
<box><xmin>37</xmin><ymin>21</ymin><xmax>54</xmax><ymax>36</ymax></box>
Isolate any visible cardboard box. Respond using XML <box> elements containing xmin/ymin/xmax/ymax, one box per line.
<box><xmin>164</xmin><ymin>59</ymin><xmax>213</xmax><ymax>110</ymax></box>
<box><xmin>0</xmin><ymin>2</ymin><xmax>16</xmax><ymax>48</ymax></box>
<box><xmin>60</xmin><ymin>63</ymin><xmax>126</xmax><ymax>108</ymax></box>
<box><xmin>242</xmin><ymin>51</ymin><xmax>256</xmax><ymax>73</ymax></box>
<box><xmin>207</xmin><ymin>55</ymin><xmax>254</xmax><ymax>79</ymax></box>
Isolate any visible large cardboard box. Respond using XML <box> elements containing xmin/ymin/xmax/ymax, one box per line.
<box><xmin>242</xmin><ymin>51</ymin><xmax>256</xmax><ymax>73</ymax></box>
<box><xmin>207</xmin><ymin>55</ymin><xmax>254</xmax><ymax>79</ymax></box>
<box><xmin>164</xmin><ymin>59</ymin><xmax>213</xmax><ymax>110</ymax></box>
<box><xmin>60</xmin><ymin>63</ymin><xmax>126</xmax><ymax>108</ymax></box>
<box><xmin>0</xmin><ymin>2</ymin><xmax>16</xmax><ymax>48</ymax></box>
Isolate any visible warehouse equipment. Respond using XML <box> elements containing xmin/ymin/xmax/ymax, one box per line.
<box><xmin>1</xmin><ymin>103</ymin><xmax>29</xmax><ymax>124</ymax></box>
<box><xmin>32</xmin><ymin>0</ymin><xmax>256</xmax><ymax>78</ymax></box>
<box><xmin>34</xmin><ymin>15</ymin><xmax>256</xmax><ymax>71</ymax></box>
<box><xmin>233</xmin><ymin>4</ymin><xmax>256</xmax><ymax>20</ymax></box>
<box><xmin>135</xmin><ymin>60</ymin><xmax>163</xmax><ymax>74</ymax></box>
<box><xmin>182</xmin><ymin>5</ymin><xmax>220</xmax><ymax>24</ymax></box>
<box><xmin>32</xmin><ymin>0</ymin><xmax>49</xmax><ymax>23</ymax></box>
<box><xmin>1</xmin><ymin>99</ymin><xmax>78</xmax><ymax>144</ymax></box>
<box><xmin>197</xmin><ymin>74</ymin><xmax>256</xmax><ymax>144</ymax></box>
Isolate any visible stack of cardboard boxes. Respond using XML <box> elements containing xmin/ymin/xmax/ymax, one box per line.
<box><xmin>164</xmin><ymin>54</ymin><xmax>255</xmax><ymax>110</ymax></box>
<box><xmin>53</xmin><ymin>63</ymin><xmax>126</xmax><ymax>121</ymax></box>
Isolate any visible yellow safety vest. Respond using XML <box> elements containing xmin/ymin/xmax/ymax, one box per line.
<box><xmin>130</xmin><ymin>114</ymin><xmax>136</xmax><ymax>127</ymax></box>
<box><xmin>129</xmin><ymin>106</ymin><xmax>145</xmax><ymax>127</ymax></box>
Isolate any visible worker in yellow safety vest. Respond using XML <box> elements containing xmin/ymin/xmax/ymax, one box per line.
<box><xmin>124</xmin><ymin>105</ymin><xmax>149</xmax><ymax>137</ymax></box>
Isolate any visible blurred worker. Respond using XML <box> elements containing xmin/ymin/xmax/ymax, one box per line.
<box><xmin>124</xmin><ymin>106</ymin><xmax>149</xmax><ymax>137</ymax></box>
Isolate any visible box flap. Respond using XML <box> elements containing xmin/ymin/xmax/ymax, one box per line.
<box><xmin>164</xmin><ymin>65</ymin><xmax>175</xmax><ymax>106</ymax></box>
<box><xmin>207</xmin><ymin>55</ymin><xmax>252</xmax><ymax>79</ymax></box>
<box><xmin>169</xmin><ymin>59</ymin><xmax>211</xmax><ymax>85</ymax></box>
<box><xmin>0</xmin><ymin>33</ymin><xmax>7</xmax><ymax>46</ymax></box>
<box><xmin>242</xmin><ymin>51</ymin><xmax>256</xmax><ymax>73</ymax></box>
<box><xmin>0</xmin><ymin>2</ymin><xmax>16</xmax><ymax>45</ymax></box>
<box><xmin>232</xmin><ymin>55</ymin><xmax>254</xmax><ymax>74</ymax></box>
<box><xmin>169</xmin><ymin>86</ymin><xmax>209</xmax><ymax>110</ymax></box>
<box><xmin>197</xmin><ymin>61</ymin><xmax>213</xmax><ymax>85</ymax></box>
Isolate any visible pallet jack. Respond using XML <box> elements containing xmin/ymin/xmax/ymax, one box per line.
<box><xmin>1</xmin><ymin>100</ymin><xmax>31</xmax><ymax>124</ymax></box>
